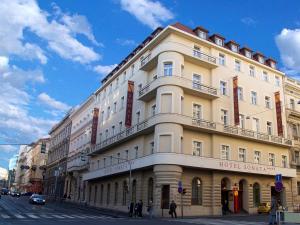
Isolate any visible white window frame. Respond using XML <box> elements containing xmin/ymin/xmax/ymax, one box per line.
<box><xmin>192</xmin><ymin>140</ymin><xmax>203</xmax><ymax>156</ymax></box>
<box><xmin>220</xmin><ymin>145</ymin><xmax>230</xmax><ymax>160</ymax></box>
<box><xmin>238</xmin><ymin>148</ymin><xmax>246</xmax><ymax>162</ymax></box>
<box><xmin>254</xmin><ymin>151</ymin><xmax>261</xmax><ymax>164</ymax></box>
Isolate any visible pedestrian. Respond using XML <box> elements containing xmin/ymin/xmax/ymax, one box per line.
<box><xmin>138</xmin><ymin>199</ymin><xmax>143</xmax><ymax>217</ymax></box>
<box><xmin>269</xmin><ymin>197</ymin><xmax>277</xmax><ymax>225</ymax></box>
<box><xmin>128</xmin><ymin>201</ymin><xmax>134</xmax><ymax>217</ymax></box>
<box><xmin>169</xmin><ymin>200</ymin><xmax>177</xmax><ymax>218</ymax></box>
<box><xmin>134</xmin><ymin>202</ymin><xmax>139</xmax><ymax>218</ymax></box>
<box><xmin>147</xmin><ymin>200</ymin><xmax>154</xmax><ymax>219</ymax></box>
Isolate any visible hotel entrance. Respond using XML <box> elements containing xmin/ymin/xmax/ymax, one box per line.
<box><xmin>221</xmin><ymin>178</ymin><xmax>230</xmax><ymax>214</ymax></box>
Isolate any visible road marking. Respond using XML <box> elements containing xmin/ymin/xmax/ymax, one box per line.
<box><xmin>14</xmin><ymin>214</ymin><xmax>25</xmax><ymax>219</ymax></box>
<box><xmin>0</xmin><ymin>214</ymin><xmax>10</xmax><ymax>219</ymax></box>
<box><xmin>175</xmin><ymin>219</ymin><xmax>266</xmax><ymax>225</ymax></box>
<box><xmin>26</xmin><ymin>214</ymin><xmax>39</xmax><ymax>219</ymax></box>
<box><xmin>61</xmin><ymin>214</ymin><xmax>75</xmax><ymax>218</ymax></box>
<box><xmin>51</xmin><ymin>214</ymin><xmax>65</xmax><ymax>218</ymax></box>
<box><xmin>71</xmin><ymin>214</ymin><xmax>87</xmax><ymax>218</ymax></box>
<box><xmin>40</xmin><ymin>214</ymin><xmax>53</xmax><ymax>218</ymax></box>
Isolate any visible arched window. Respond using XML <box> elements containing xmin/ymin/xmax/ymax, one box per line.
<box><xmin>132</xmin><ymin>179</ymin><xmax>137</xmax><ymax>203</ymax></box>
<box><xmin>148</xmin><ymin>178</ymin><xmax>154</xmax><ymax>204</ymax></box>
<box><xmin>107</xmin><ymin>183</ymin><xmax>111</xmax><ymax>205</ymax></box>
<box><xmin>94</xmin><ymin>185</ymin><xmax>97</xmax><ymax>204</ymax></box>
<box><xmin>114</xmin><ymin>182</ymin><xmax>118</xmax><ymax>205</ymax></box>
<box><xmin>191</xmin><ymin>178</ymin><xmax>202</xmax><ymax>205</ymax></box>
<box><xmin>100</xmin><ymin>184</ymin><xmax>104</xmax><ymax>205</ymax></box>
<box><xmin>253</xmin><ymin>183</ymin><xmax>260</xmax><ymax>207</ymax></box>
<box><xmin>122</xmin><ymin>181</ymin><xmax>127</xmax><ymax>206</ymax></box>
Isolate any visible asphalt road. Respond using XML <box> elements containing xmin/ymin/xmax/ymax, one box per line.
<box><xmin>0</xmin><ymin>195</ymin><xmax>296</xmax><ymax>225</ymax></box>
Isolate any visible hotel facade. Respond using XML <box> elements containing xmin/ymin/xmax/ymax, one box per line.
<box><xmin>55</xmin><ymin>22</ymin><xmax>299</xmax><ymax>216</ymax></box>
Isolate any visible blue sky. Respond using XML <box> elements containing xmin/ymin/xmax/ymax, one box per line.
<box><xmin>0</xmin><ymin>0</ymin><xmax>300</xmax><ymax>169</ymax></box>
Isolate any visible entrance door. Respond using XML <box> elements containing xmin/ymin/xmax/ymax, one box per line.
<box><xmin>161</xmin><ymin>185</ymin><xmax>170</xmax><ymax>209</ymax></box>
<box><xmin>221</xmin><ymin>178</ymin><xmax>230</xmax><ymax>214</ymax></box>
<box><xmin>271</xmin><ymin>186</ymin><xmax>286</xmax><ymax>206</ymax></box>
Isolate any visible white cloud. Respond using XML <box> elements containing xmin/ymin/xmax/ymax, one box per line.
<box><xmin>116</xmin><ymin>38</ymin><xmax>137</xmax><ymax>46</ymax></box>
<box><xmin>38</xmin><ymin>93</ymin><xmax>71</xmax><ymax>112</ymax></box>
<box><xmin>0</xmin><ymin>0</ymin><xmax>100</xmax><ymax>64</ymax></box>
<box><xmin>120</xmin><ymin>0</ymin><xmax>174</xmax><ymax>29</ymax></box>
<box><xmin>0</xmin><ymin>145</ymin><xmax>17</xmax><ymax>153</ymax></box>
<box><xmin>275</xmin><ymin>28</ymin><xmax>300</xmax><ymax>74</ymax></box>
<box><xmin>94</xmin><ymin>64</ymin><xmax>118</xmax><ymax>75</ymax></box>
<box><xmin>241</xmin><ymin>17</ymin><xmax>257</xmax><ymax>26</ymax></box>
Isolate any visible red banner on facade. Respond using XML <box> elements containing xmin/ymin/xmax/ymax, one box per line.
<box><xmin>125</xmin><ymin>81</ymin><xmax>134</xmax><ymax>127</ymax></box>
<box><xmin>233</xmin><ymin>76</ymin><xmax>239</xmax><ymax>126</ymax></box>
<box><xmin>275</xmin><ymin>92</ymin><xmax>283</xmax><ymax>136</ymax></box>
<box><xmin>91</xmin><ymin>108</ymin><xmax>99</xmax><ymax>145</ymax></box>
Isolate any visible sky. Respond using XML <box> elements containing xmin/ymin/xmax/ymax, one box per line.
<box><xmin>0</xmin><ymin>0</ymin><xmax>300</xmax><ymax>169</ymax></box>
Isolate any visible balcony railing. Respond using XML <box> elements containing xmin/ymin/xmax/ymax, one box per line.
<box><xmin>193</xmin><ymin>49</ymin><xmax>217</xmax><ymax>64</ymax></box>
<box><xmin>90</xmin><ymin>114</ymin><xmax>292</xmax><ymax>155</ymax></box>
<box><xmin>140</xmin><ymin>53</ymin><xmax>151</xmax><ymax>67</ymax></box>
<box><xmin>138</xmin><ymin>75</ymin><xmax>218</xmax><ymax>99</ymax></box>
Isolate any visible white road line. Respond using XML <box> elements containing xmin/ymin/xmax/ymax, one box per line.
<box><xmin>70</xmin><ymin>215</ymin><xmax>87</xmax><ymax>219</ymax></box>
<box><xmin>26</xmin><ymin>214</ymin><xmax>39</xmax><ymax>219</ymax></box>
<box><xmin>40</xmin><ymin>214</ymin><xmax>53</xmax><ymax>218</ymax></box>
<box><xmin>0</xmin><ymin>214</ymin><xmax>10</xmax><ymax>219</ymax></box>
<box><xmin>178</xmin><ymin>219</ymin><xmax>266</xmax><ymax>225</ymax></box>
<box><xmin>51</xmin><ymin>214</ymin><xmax>65</xmax><ymax>219</ymax></box>
<box><xmin>14</xmin><ymin>214</ymin><xmax>25</xmax><ymax>219</ymax></box>
<box><xmin>61</xmin><ymin>214</ymin><xmax>75</xmax><ymax>218</ymax></box>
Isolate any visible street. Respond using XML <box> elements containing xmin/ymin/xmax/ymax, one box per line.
<box><xmin>0</xmin><ymin>195</ymin><xmax>291</xmax><ymax>225</ymax></box>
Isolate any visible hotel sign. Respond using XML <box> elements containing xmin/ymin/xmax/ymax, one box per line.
<box><xmin>233</xmin><ymin>76</ymin><xmax>239</xmax><ymax>126</ymax></box>
<box><xmin>91</xmin><ymin>108</ymin><xmax>99</xmax><ymax>145</ymax></box>
<box><xmin>125</xmin><ymin>80</ymin><xmax>134</xmax><ymax>127</ymax></box>
<box><xmin>275</xmin><ymin>92</ymin><xmax>283</xmax><ymax>136</ymax></box>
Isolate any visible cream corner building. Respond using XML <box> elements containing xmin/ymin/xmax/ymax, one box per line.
<box><xmin>64</xmin><ymin>22</ymin><xmax>298</xmax><ymax>216</ymax></box>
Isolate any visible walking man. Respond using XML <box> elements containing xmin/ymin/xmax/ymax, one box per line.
<box><xmin>169</xmin><ymin>200</ymin><xmax>177</xmax><ymax>218</ymax></box>
<box><xmin>269</xmin><ymin>197</ymin><xmax>277</xmax><ymax>225</ymax></box>
<box><xmin>147</xmin><ymin>200</ymin><xmax>154</xmax><ymax>219</ymax></box>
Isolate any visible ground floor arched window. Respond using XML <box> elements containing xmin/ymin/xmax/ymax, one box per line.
<box><xmin>122</xmin><ymin>181</ymin><xmax>127</xmax><ymax>205</ymax></box>
<box><xmin>148</xmin><ymin>178</ymin><xmax>154</xmax><ymax>204</ymax></box>
<box><xmin>253</xmin><ymin>183</ymin><xmax>260</xmax><ymax>207</ymax></box>
<box><xmin>132</xmin><ymin>179</ymin><xmax>137</xmax><ymax>203</ymax></box>
<box><xmin>114</xmin><ymin>182</ymin><xmax>118</xmax><ymax>205</ymax></box>
<box><xmin>191</xmin><ymin>177</ymin><xmax>202</xmax><ymax>205</ymax></box>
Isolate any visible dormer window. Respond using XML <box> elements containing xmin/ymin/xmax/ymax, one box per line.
<box><xmin>270</xmin><ymin>61</ymin><xmax>276</xmax><ymax>69</ymax></box>
<box><xmin>198</xmin><ymin>31</ymin><xmax>207</xmax><ymax>39</ymax></box>
<box><xmin>258</xmin><ymin>56</ymin><xmax>265</xmax><ymax>64</ymax></box>
<box><xmin>245</xmin><ymin>51</ymin><xmax>252</xmax><ymax>58</ymax></box>
<box><xmin>231</xmin><ymin>44</ymin><xmax>238</xmax><ymax>52</ymax></box>
<box><xmin>216</xmin><ymin>38</ymin><xmax>223</xmax><ymax>46</ymax></box>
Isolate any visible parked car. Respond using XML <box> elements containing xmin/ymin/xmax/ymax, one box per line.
<box><xmin>258</xmin><ymin>202</ymin><xmax>271</xmax><ymax>214</ymax></box>
<box><xmin>29</xmin><ymin>194</ymin><xmax>45</xmax><ymax>205</ymax></box>
<box><xmin>11</xmin><ymin>191</ymin><xmax>21</xmax><ymax>197</ymax></box>
<box><xmin>1</xmin><ymin>188</ymin><xmax>9</xmax><ymax>195</ymax></box>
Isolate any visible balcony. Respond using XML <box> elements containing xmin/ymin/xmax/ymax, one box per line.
<box><xmin>67</xmin><ymin>152</ymin><xmax>89</xmax><ymax>172</ymax></box>
<box><xmin>140</xmin><ymin>41</ymin><xmax>218</xmax><ymax>71</ymax></box>
<box><xmin>138</xmin><ymin>75</ymin><xmax>218</xmax><ymax>101</ymax></box>
<box><xmin>83</xmin><ymin>152</ymin><xmax>296</xmax><ymax>181</ymax></box>
<box><xmin>286</xmin><ymin>108</ymin><xmax>300</xmax><ymax>119</ymax></box>
<box><xmin>90</xmin><ymin>113</ymin><xmax>292</xmax><ymax>156</ymax></box>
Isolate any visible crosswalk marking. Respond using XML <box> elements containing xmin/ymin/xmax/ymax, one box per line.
<box><xmin>0</xmin><ymin>214</ymin><xmax>10</xmax><ymax>219</ymax></box>
<box><xmin>51</xmin><ymin>214</ymin><xmax>65</xmax><ymax>218</ymax></box>
<box><xmin>14</xmin><ymin>214</ymin><xmax>25</xmax><ymax>219</ymax></box>
<box><xmin>26</xmin><ymin>213</ymin><xmax>39</xmax><ymax>219</ymax></box>
<box><xmin>71</xmin><ymin>214</ymin><xmax>87</xmax><ymax>218</ymax></box>
<box><xmin>176</xmin><ymin>218</ymin><xmax>266</xmax><ymax>225</ymax></box>
<box><xmin>61</xmin><ymin>214</ymin><xmax>75</xmax><ymax>218</ymax></box>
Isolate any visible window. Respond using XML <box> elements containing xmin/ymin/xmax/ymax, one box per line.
<box><xmin>101</xmin><ymin>111</ymin><xmax>104</xmax><ymax>123</ymax></box>
<box><xmin>219</xmin><ymin>54</ymin><xmax>225</xmax><ymax>66</ymax></box>
<box><xmin>134</xmin><ymin>146</ymin><xmax>138</xmax><ymax>159</ymax></box>
<box><xmin>290</xmin><ymin>99</ymin><xmax>295</xmax><ymax>110</ymax></box>
<box><xmin>193</xmin><ymin>141</ymin><xmax>202</xmax><ymax>156</ymax></box>
<box><xmin>251</xmin><ymin>91</ymin><xmax>257</xmax><ymax>105</ymax></box>
<box><xmin>105</xmin><ymin>129</ymin><xmax>109</xmax><ymax>139</ymax></box>
<box><xmin>100</xmin><ymin>184</ymin><xmax>104</xmax><ymax>205</ymax></box>
<box><xmin>102</xmin><ymin>89</ymin><xmax>106</xmax><ymax>100</ymax></box>
<box><xmin>269</xmin><ymin>153</ymin><xmax>275</xmax><ymax>166</ymax></box>
<box><xmin>253</xmin><ymin>118</ymin><xmax>260</xmax><ymax>132</ymax></box>
<box><xmin>275</xmin><ymin>76</ymin><xmax>280</xmax><ymax>86</ymax></box>
<box><xmin>198</xmin><ymin>31</ymin><xmax>207</xmax><ymax>39</ymax></box>
<box><xmin>231</xmin><ymin>44</ymin><xmax>238</xmax><ymax>52</ymax></box>
<box><xmin>262</xmin><ymin>71</ymin><xmax>269</xmax><ymax>82</ymax></box>
<box><xmin>119</xmin><ymin>121</ymin><xmax>123</xmax><ymax>132</ymax></box>
<box><xmin>113</xmin><ymin>102</ymin><xmax>117</xmax><ymax>113</ymax></box>
<box><xmin>238</xmin><ymin>87</ymin><xmax>243</xmax><ymax>100</ymax></box>
<box><xmin>282</xmin><ymin>155</ymin><xmax>287</xmax><ymax>168</ymax></box>
<box><xmin>125</xmin><ymin>150</ymin><xmax>129</xmax><ymax>160</ymax></box>
<box><xmin>295</xmin><ymin>151</ymin><xmax>300</xmax><ymax>164</ymax></box>
<box><xmin>136</xmin><ymin>111</ymin><xmax>140</xmax><ymax>123</ymax></box>
<box><xmin>235</xmin><ymin>60</ymin><xmax>241</xmax><ymax>72</ymax></box>
<box><xmin>253</xmin><ymin>183</ymin><xmax>261</xmax><ymax>207</ymax></box>
<box><xmin>110</xmin><ymin>155</ymin><xmax>113</xmax><ymax>165</ymax></box>
<box><xmin>138</xmin><ymin>83</ymin><xmax>142</xmax><ymax>92</ymax></box>
<box><xmin>193</xmin><ymin>45</ymin><xmax>201</xmax><ymax>57</ymax></box>
<box><xmin>114</xmin><ymin>182</ymin><xmax>118</xmax><ymax>205</ymax></box>
<box><xmin>249</xmin><ymin>66</ymin><xmax>255</xmax><ymax>77</ymax></box>
<box><xmin>94</xmin><ymin>186</ymin><xmax>98</xmax><ymax>204</ymax></box>
<box><xmin>122</xmin><ymin>181</ymin><xmax>127</xmax><ymax>205</ymax></box>
<box><xmin>109</xmin><ymin>83</ymin><xmax>112</xmax><ymax>93</ymax></box>
<box><xmin>107</xmin><ymin>183</ymin><xmax>111</xmax><ymax>205</ymax></box>
<box><xmin>123</xmin><ymin>72</ymin><xmax>127</xmax><ymax>83</ymax></box>
<box><xmin>238</xmin><ymin>148</ymin><xmax>246</xmax><ymax>162</ymax></box>
<box><xmin>120</xmin><ymin>96</ymin><xmax>125</xmax><ymax>110</ymax></box>
<box><xmin>267</xmin><ymin>122</ymin><xmax>272</xmax><ymax>135</ymax></box>
<box><xmin>258</xmin><ymin>56</ymin><xmax>265</xmax><ymax>64</ymax></box>
<box><xmin>220</xmin><ymin>81</ymin><xmax>227</xmax><ymax>95</ymax></box>
<box><xmin>221</xmin><ymin>109</ymin><xmax>228</xmax><ymax>125</ymax></box>
<box><xmin>163</xmin><ymin>62</ymin><xmax>173</xmax><ymax>76</ymax></box>
<box><xmin>265</xmin><ymin>96</ymin><xmax>271</xmax><ymax>109</ymax></box>
<box><xmin>297</xmin><ymin>182</ymin><xmax>300</xmax><ymax>195</ymax></box>
<box><xmin>221</xmin><ymin>145</ymin><xmax>230</xmax><ymax>160</ymax></box>
<box><xmin>132</xmin><ymin>180</ymin><xmax>137</xmax><ymax>203</ymax></box>
<box><xmin>131</xmin><ymin>64</ymin><xmax>135</xmax><ymax>77</ymax></box>
<box><xmin>107</xmin><ymin>106</ymin><xmax>110</xmax><ymax>119</ymax></box>
<box><xmin>117</xmin><ymin>153</ymin><xmax>120</xmax><ymax>163</ymax></box>
<box><xmin>116</xmin><ymin>78</ymin><xmax>119</xmax><ymax>89</ymax></box>
<box><xmin>215</xmin><ymin>37</ymin><xmax>223</xmax><ymax>46</ymax></box>
<box><xmin>193</xmin><ymin>74</ymin><xmax>201</xmax><ymax>89</ymax></box>
<box><xmin>245</xmin><ymin>51</ymin><xmax>252</xmax><ymax>58</ymax></box>
<box><xmin>103</xmin><ymin>158</ymin><xmax>106</xmax><ymax>167</ymax></box>
<box><xmin>191</xmin><ymin>178</ymin><xmax>202</xmax><ymax>205</ymax></box>
<box><xmin>151</xmin><ymin>104</ymin><xmax>156</xmax><ymax>116</ymax></box>
<box><xmin>193</xmin><ymin>104</ymin><xmax>202</xmax><ymax>119</ymax></box>
<box><xmin>239</xmin><ymin>114</ymin><xmax>245</xmax><ymax>129</ymax></box>
<box><xmin>150</xmin><ymin>142</ymin><xmax>154</xmax><ymax>154</ymax></box>
<box><xmin>254</xmin><ymin>151</ymin><xmax>261</xmax><ymax>164</ymax></box>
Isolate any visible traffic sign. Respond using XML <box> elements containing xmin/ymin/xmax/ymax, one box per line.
<box><xmin>275</xmin><ymin>182</ymin><xmax>283</xmax><ymax>192</ymax></box>
<box><xmin>178</xmin><ymin>181</ymin><xmax>182</xmax><ymax>188</ymax></box>
<box><xmin>178</xmin><ymin>187</ymin><xmax>183</xmax><ymax>193</ymax></box>
<box><xmin>275</xmin><ymin>174</ymin><xmax>282</xmax><ymax>183</ymax></box>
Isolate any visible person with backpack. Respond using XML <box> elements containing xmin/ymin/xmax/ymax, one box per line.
<box><xmin>169</xmin><ymin>200</ymin><xmax>177</xmax><ymax>218</ymax></box>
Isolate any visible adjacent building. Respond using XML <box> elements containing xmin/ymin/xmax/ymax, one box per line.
<box><xmin>7</xmin><ymin>154</ymin><xmax>19</xmax><ymax>190</ymax></box>
<box><xmin>0</xmin><ymin>167</ymin><xmax>8</xmax><ymax>189</ymax></box>
<box><xmin>44</xmin><ymin>112</ymin><xmax>72</xmax><ymax>199</ymax></box>
<box><xmin>77</xmin><ymin>22</ymin><xmax>297</xmax><ymax>216</ymax></box>
<box><xmin>64</xmin><ymin>96</ymin><xmax>96</xmax><ymax>202</ymax></box>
